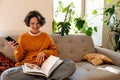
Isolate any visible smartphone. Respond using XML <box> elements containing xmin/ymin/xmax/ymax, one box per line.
<box><xmin>5</xmin><ymin>36</ymin><xmax>18</xmax><ymax>45</ymax></box>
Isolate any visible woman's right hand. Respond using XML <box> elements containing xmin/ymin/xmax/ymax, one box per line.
<box><xmin>8</xmin><ymin>41</ymin><xmax>19</xmax><ymax>50</ymax></box>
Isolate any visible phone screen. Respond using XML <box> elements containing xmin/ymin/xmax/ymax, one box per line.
<box><xmin>5</xmin><ymin>36</ymin><xmax>18</xmax><ymax>45</ymax></box>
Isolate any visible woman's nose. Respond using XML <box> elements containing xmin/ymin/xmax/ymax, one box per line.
<box><xmin>34</xmin><ymin>24</ymin><xmax>40</xmax><ymax>28</ymax></box>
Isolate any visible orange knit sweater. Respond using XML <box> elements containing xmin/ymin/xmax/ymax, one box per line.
<box><xmin>14</xmin><ymin>32</ymin><xmax>58</xmax><ymax>66</ymax></box>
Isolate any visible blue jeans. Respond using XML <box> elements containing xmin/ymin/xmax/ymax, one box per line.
<box><xmin>0</xmin><ymin>59</ymin><xmax>76</xmax><ymax>80</ymax></box>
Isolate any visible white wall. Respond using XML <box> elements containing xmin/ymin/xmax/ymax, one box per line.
<box><xmin>0</xmin><ymin>0</ymin><xmax>52</xmax><ymax>36</ymax></box>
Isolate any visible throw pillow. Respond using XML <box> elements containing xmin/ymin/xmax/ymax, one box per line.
<box><xmin>2</xmin><ymin>44</ymin><xmax>15</xmax><ymax>62</ymax></box>
<box><xmin>0</xmin><ymin>51</ymin><xmax>15</xmax><ymax>75</ymax></box>
<box><xmin>82</xmin><ymin>53</ymin><xmax>114</xmax><ymax>66</ymax></box>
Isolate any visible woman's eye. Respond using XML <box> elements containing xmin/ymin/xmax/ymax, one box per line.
<box><xmin>31</xmin><ymin>23</ymin><xmax>34</xmax><ymax>25</ymax></box>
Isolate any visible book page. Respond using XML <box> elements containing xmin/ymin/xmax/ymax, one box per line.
<box><xmin>49</xmin><ymin>59</ymin><xmax>63</xmax><ymax>74</ymax></box>
<box><xmin>41</xmin><ymin>55</ymin><xmax>61</xmax><ymax>77</ymax></box>
<box><xmin>24</xmin><ymin>63</ymin><xmax>45</xmax><ymax>74</ymax></box>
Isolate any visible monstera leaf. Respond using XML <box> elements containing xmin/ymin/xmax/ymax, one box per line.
<box><xmin>58</xmin><ymin>22</ymin><xmax>71</xmax><ymax>36</ymax></box>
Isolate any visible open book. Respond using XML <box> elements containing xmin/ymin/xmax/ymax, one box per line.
<box><xmin>22</xmin><ymin>55</ymin><xmax>63</xmax><ymax>77</ymax></box>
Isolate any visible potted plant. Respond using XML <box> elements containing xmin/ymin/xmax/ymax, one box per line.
<box><xmin>52</xmin><ymin>1</ymin><xmax>74</xmax><ymax>36</ymax></box>
<box><xmin>92</xmin><ymin>0</ymin><xmax>120</xmax><ymax>51</ymax></box>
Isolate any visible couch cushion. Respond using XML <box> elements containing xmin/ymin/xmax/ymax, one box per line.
<box><xmin>0</xmin><ymin>37</ymin><xmax>6</xmax><ymax>50</ymax></box>
<box><xmin>2</xmin><ymin>44</ymin><xmax>15</xmax><ymax>62</ymax></box>
<box><xmin>0</xmin><ymin>35</ymin><xmax>18</xmax><ymax>62</ymax></box>
<box><xmin>82</xmin><ymin>53</ymin><xmax>114</xmax><ymax>65</ymax></box>
<box><xmin>51</xmin><ymin>34</ymin><xmax>96</xmax><ymax>62</ymax></box>
<box><xmin>70</xmin><ymin>62</ymin><xmax>120</xmax><ymax>80</ymax></box>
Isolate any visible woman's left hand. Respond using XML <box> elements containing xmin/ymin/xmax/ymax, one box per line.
<box><xmin>36</xmin><ymin>51</ymin><xmax>45</xmax><ymax>64</ymax></box>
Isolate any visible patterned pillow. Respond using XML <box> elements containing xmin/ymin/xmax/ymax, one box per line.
<box><xmin>0</xmin><ymin>52</ymin><xmax>15</xmax><ymax>75</ymax></box>
<box><xmin>82</xmin><ymin>53</ymin><xmax>115</xmax><ymax>66</ymax></box>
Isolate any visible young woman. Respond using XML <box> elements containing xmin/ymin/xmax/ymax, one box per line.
<box><xmin>0</xmin><ymin>10</ymin><xmax>75</xmax><ymax>80</ymax></box>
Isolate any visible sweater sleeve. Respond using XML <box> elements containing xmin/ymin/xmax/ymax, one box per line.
<box><xmin>42</xmin><ymin>35</ymin><xmax>58</xmax><ymax>58</ymax></box>
<box><xmin>43</xmin><ymin>43</ymin><xmax>58</xmax><ymax>58</ymax></box>
<box><xmin>14</xmin><ymin>35</ymin><xmax>25</xmax><ymax>62</ymax></box>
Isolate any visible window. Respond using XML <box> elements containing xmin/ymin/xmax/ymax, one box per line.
<box><xmin>53</xmin><ymin>0</ymin><xmax>82</xmax><ymax>34</ymax></box>
<box><xmin>53</xmin><ymin>0</ymin><xmax>104</xmax><ymax>46</ymax></box>
<box><xmin>53</xmin><ymin>0</ymin><xmax>82</xmax><ymax>22</ymax></box>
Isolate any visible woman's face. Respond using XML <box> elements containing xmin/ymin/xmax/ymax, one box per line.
<box><xmin>29</xmin><ymin>17</ymin><xmax>41</xmax><ymax>34</ymax></box>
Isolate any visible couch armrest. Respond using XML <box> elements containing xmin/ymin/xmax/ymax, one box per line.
<box><xmin>95</xmin><ymin>46</ymin><xmax>120</xmax><ymax>67</ymax></box>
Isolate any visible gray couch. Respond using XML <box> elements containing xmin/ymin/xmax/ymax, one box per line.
<box><xmin>0</xmin><ymin>34</ymin><xmax>120</xmax><ymax>80</ymax></box>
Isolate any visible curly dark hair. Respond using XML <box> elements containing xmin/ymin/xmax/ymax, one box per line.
<box><xmin>24</xmin><ymin>10</ymin><xmax>46</xmax><ymax>27</ymax></box>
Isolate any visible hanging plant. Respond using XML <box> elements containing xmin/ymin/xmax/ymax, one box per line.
<box><xmin>74</xmin><ymin>17</ymin><xmax>97</xmax><ymax>36</ymax></box>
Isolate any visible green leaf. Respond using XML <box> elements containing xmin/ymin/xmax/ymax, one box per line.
<box><xmin>58</xmin><ymin>1</ymin><xmax>64</xmax><ymax>11</ymax></box>
<box><xmin>52</xmin><ymin>19</ymin><xmax>58</xmax><ymax>33</ymax></box>
<box><xmin>114</xmin><ymin>40</ymin><xmax>120</xmax><ymax>51</ymax></box>
<box><xmin>94</xmin><ymin>26</ymin><xmax>97</xmax><ymax>32</ymax></box>
<box><xmin>74</xmin><ymin>17</ymin><xmax>85</xmax><ymax>30</ymax></box>
<box><xmin>92</xmin><ymin>10</ymin><xmax>98</xmax><ymax>15</ymax></box>
<box><xmin>85</xmin><ymin>27</ymin><xmax>93</xmax><ymax>36</ymax></box>
<box><xmin>104</xmin><ymin>5</ymin><xmax>115</xmax><ymax>16</ymax></box>
<box><xmin>106</xmin><ymin>0</ymin><xmax>113</xmax><ymax>4</ymax></box>
<box><xmin>103</xmin><ymin>19</ymin><xmax>108</xmax><ymax>23</ymax></box>
<box><xmin>62</xmin><ymin>7</ymin><xmax>67</xmax><ymax>13</ymax></box>
<box><xmin>70</xmin><ymin>2</ymin><xmax>74</xmax><ymax>7</ymax></box>
<box><xmin>57</xmin><ymin>22</ymin><xmax>71</xmax><ymax>36</ymax></box>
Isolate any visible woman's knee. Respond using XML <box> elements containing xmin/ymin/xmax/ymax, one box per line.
<box><xmin>49</xmin><ymin>59</ymin><xmax>76</xmax><ymax>80</ymax></box>
<box><xmin>60</xmin><ymin>59</ymin><xmax>76</xmax><ymax>74</ymax></box>
<box><xmin>1</xmin><ymin>66</ymin><xmax>22</xmax><ymax>80</ymax></box>
<box><xmin>1</xmin><ymin>66</ymin><xmax>47</xmax><ymax>80</ymax></box>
